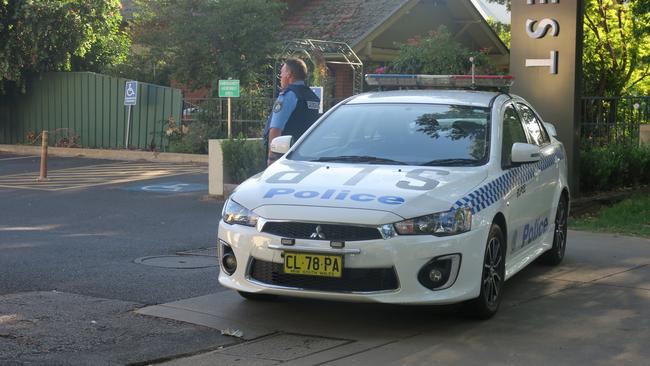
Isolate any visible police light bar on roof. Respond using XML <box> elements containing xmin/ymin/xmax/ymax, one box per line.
<box><xmin>365</xmin><ymin>74</ymin><xmax>515</xmax><ymax>89</ymax></box>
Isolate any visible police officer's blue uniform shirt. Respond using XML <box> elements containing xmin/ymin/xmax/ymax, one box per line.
<box><xmin>263</xmin><ymin>81</ymin><xmax>303</xmax><ymax>138</ymax></box>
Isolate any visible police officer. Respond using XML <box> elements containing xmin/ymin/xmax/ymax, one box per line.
<box><xmin>263</xmin><ymin>58</ymin><xmax>320</xmax><ymax>166</ymax></box>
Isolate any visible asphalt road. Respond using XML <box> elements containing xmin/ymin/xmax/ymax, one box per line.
<box><xmin>3</xmin><ymin>152</ymin><xmax>650</xmax><ymax>366</ymax></box>
<box><xmin>0</xmin><ymin>153</ymin><xmax>224</xmax><ymax>305</ymax></box>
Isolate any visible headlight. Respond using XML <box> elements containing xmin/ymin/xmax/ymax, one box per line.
<box><xmin>222</xmin><ymin>199</ymin><xmax>259</xmax><ymax>227</ymax></box>
<box><xmin>394</xmin><ymin>207</ymin><xmax>472</xmax><ymax>236</ymax></box>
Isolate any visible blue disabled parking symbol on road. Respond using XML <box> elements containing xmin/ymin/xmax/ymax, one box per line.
<box><xmin>123</xmin><ymin>181</ymin><xmax>208</xmax><ymax>193</ymax></box>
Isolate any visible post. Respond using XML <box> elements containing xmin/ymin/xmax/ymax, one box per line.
<box><xmin>125</xmin><ymin>105</ymin><xmax>132</xmax><ymax>148</ymax></box>
<box><xmin>38</xmin><ymin>131</ymin><xmax>49</xmax><ymax>181</ymax></box>
<box><xmin>227</xmin><ymin>97</ymin><xmax>232</xmax><ymax>138</ymax></box>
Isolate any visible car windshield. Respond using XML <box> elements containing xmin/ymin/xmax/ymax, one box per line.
<box><xmin>288</xmin><ymin>103</ymin><xmax>490</xmax><ymax>166</ymax></box>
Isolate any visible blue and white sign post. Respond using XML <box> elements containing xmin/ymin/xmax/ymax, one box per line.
<box><xmin>309</xmin><ymin>86</ymin><xmax>324</xmax><ymax>114</ymax></box>
<box><xmin>124</xmin><ymin>81</ymin><xmax>138</xmax><ymax>148</ymax></box>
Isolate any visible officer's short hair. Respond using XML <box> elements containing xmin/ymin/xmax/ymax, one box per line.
<box><xmin>284</xmin><ymin>58</ymin><xmax>308</xmax><ymax>81</ymax></box>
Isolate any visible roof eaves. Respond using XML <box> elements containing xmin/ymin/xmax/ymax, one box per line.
<box><xmin>350</xmin><ymin>0</ymin><xmax>417</xmax><ymax>51</ymax></box>
<box><xmin>465</xmin><ymin>0</ymin><xmax>509</xmax><ymax>54</ymax></box>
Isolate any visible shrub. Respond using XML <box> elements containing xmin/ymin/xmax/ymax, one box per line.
<box><xmin>167</xmin><ymin>119</ymin><xmax>223</xmax><ymax>154</ymax></box>
<box><xmin>389</xmin><ymin>26</ymin><xmax>497</xmax><ymax>75</ymax></box>
<box><xmin>221</xmin><ymin>134</ymin><xmax>265</xmax><ymax>184</ymax></box>
<box><xmin>580</xmin><ymin>142</ymin><xmax>650</xmax><ymax>192</ymax></box>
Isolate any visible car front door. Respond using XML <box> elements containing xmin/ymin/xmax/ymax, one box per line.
<box><xmin>516</xmin><ymin>101</ymin><xmax>558</xmax><ymax>248</ymax></box>
<box><xmin>500</xmin><ymin>102</ymin><xmax>544</xmax><ymax>263</ymax></box>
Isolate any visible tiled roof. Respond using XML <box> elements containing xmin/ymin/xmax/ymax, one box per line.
<box><xmin>281</xmin><ymin>0</ymin><xmax>410</xmax><ymax>46</ymax></box>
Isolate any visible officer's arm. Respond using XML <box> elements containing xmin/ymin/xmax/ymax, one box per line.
<box><xmin>267</xmin><ymin>128</ymin><xmax>282</xmax><ymax>159</ymax></box>
<box><xmin>267</xmin><ymin>91</ymin><xmax>298</xmax><ymax>163</ymax></box>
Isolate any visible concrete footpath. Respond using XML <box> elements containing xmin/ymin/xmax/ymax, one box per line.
<box><xmin>137</xmin><ymin>230</ymin><xmax>650</xmax><ymax>366</ymax></box>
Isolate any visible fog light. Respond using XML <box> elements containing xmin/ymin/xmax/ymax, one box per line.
<box><xmin>219</xmin><ymin>240</ymin><xmax>237</xmax><ymax>275</ymax></box>
<box><xmin>429</xmin><ymin>269</ymin><xmax>443</xmax><ymax>283</ymax></box>
<box><xmin>417</xmin><ymin>254</ymin><xmax>461</xmax><ymax>291</ymax></box>
<box><xmin>222</xmin><ymin>253</ymin><xmax>237</xmax><ymax>274</ymax></box>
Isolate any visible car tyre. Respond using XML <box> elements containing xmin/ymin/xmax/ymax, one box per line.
<box><xmin>237</xmin><ymin>291</ymin><xmax>278</xmax><ymax>301</ymax></box>
<box><xmin>465</xmin><ymin>224</ymin><xmax>505</xmax><ymax>320</ymax></box>
<box><xmin>539</xmin><ymin>194</ymin><xmax>568</xmax><ymax>266</ymax></box>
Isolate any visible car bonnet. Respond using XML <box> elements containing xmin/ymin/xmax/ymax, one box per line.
<box><xmin>231</xmin><ymin>160</ymin><xmax>488</xmax><ymax>221</ymax></box>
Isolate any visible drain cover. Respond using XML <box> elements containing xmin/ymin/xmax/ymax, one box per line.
<box><xmin>135</xmin><ymin>255</ymin><xmax>218</xmax><ymax>269</ymax></box>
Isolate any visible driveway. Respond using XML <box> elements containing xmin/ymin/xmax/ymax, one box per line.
<box><xmin>141</xmin><ymin>230</ymin><xmax>650</xmax><ymax>366</ymax></box>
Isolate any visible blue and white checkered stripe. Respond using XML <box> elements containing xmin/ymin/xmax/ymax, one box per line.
<box><xmin>452</xmin><ymin>148</ymin><xmax>564</xmax><ymax>214</ymax></box>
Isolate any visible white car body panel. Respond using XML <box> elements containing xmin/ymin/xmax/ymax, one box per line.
<box><xmin>217</xmin><ymin>89</ymin><xmax>570</xmax><ymax>306</ymax></box>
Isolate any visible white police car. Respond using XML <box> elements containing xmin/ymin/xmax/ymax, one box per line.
<box><xmin>218</xmin><ymin>74</ymin><xmax>569</xmax><ymax>319</ymax></box>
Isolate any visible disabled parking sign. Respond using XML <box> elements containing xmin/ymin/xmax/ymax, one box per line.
<box><xmin>124</xmin><ymin>81</ymin><xmax>138</xmax><ymax>106</ymax></box>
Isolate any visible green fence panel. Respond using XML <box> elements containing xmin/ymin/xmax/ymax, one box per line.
<box><xmin>0</xmin><ymin>72</ymin><xmax>182</xmax><ymax>150</ymax></box>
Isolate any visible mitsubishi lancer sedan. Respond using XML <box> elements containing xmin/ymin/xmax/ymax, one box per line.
<box><xmin>217</xmin><ymin>74</ymin><xmax>569</xmax><ymax>319</ymax></box>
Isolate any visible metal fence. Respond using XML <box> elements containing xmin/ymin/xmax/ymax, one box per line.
<box><xmin>182</xmin><ymin>97</ymin><xmax>273</xmax><ymax>138</ymax></box>
<box><xmin>180</xmin><ymin>96</ymin><xmax>347</xmax><ymax>138</ymax></box>
<box><xmin>580</xmin><ymin>96</ymin><xmax>649</xmax><ymax>146</ymax></box>
<box><xmin>0</xmin><ymin>72</ymin><xmax>182</xmax><ymax>150</ymax></box>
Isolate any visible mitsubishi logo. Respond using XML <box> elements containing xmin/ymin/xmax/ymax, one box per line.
<box><xmin>310</xmin><ymin>225</ymin><xmax>326</xmax><ymax>239</ymax></box>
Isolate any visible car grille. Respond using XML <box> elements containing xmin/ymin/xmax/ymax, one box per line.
<box><xmin>261</xmin><ymin>222</ymin><xmax>382</xmax><ymax>241</ymax></box>
<box><xmin>248</xmin><ymin>259</ymin><xmax>399</xmax><ymax>292</ymax></box>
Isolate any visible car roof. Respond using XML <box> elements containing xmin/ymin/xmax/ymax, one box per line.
<box><xmin>345</xmin><ymin>89</ymin><xmax>502</xmax><ymax>108</ymax></box>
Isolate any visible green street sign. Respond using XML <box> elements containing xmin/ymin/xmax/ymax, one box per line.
<box><xmin>219</xmin><ymin>79</ymin><xmax>240</xmax><ymax>98</ymax></box>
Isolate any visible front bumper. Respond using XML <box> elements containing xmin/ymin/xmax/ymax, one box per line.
<box><xmin>217</xmin><ymin>220</ymin><xmax>489</xmax><ymax>305</ymax></box>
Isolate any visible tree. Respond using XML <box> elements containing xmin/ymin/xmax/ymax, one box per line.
<box><xmin>583</xmin><ymin>0</ymin><xmax>650</xmax><ymax>96</ymax></box>
<box><xmin>486</xmin><ymin>17</ymin><xmax>510</xmax><ymax>49</ymax></box>
<box><xmin>389</xmin><ymin>26</ymin><xmax>496</xmax><ymax>75</ymax></box>
<box><xmin>120</xmin><ymin>0</ymin><xmax>284</xmax><ymax>90</ymax></box>
<box><xmin>0</xmin><ymin>0</ymin><xmax>129</xmax><ymax>94</ymax></box>
<box><xmin>485</xmin><ymin>0</ymin><xmax>650</xmax><ymax>96</ymax></box>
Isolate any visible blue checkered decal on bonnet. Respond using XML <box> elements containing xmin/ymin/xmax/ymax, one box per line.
<box><xmin>452</xmin><ymin>148</ymin><xmax>564</xmax><ymax>214</ymax></box>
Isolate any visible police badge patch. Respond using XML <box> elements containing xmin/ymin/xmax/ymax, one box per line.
<box><xmin>273</xmin><ymin>100</ymin><xmax>283</xmax><ymax>113</ymax></box>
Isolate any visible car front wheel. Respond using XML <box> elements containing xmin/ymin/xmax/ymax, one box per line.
<box><xmin>465</xmin><ymin>224</ymin><xmax>505</xmax><ymax>319</ymax></box>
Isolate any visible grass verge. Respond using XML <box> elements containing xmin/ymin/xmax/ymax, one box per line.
<box><xmin>569</xmin><ymin>194</ymin><xmax>650</xmax><ymax>238</ymax></box>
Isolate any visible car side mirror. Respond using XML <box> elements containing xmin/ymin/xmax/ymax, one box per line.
<box><xmin>270</xmin><ymin>135</ymin><xmax>292</xmax><ymax>154</ymax></box>
<box><xmin>511</xmin><ymin>142</ymin><xmax>541</xmax><ymax>163</ymax></box>
<box><xmin>543</xmin><ymin>122</ymin><xmax>558</xmax><ymax>137</ymax></box>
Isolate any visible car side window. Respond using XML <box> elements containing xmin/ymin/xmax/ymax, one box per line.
<box><xmin>517</xmin><ymin>103</ymin><xmax>550</xmax><ymax>146</ymax></box>
<box><xmin>502</xmin><ymin>104</ymin><xmax>528</xmax><ymax>168</ymax></box>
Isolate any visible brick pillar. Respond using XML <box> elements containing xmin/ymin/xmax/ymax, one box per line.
<box><xmin>332</xmin><ymin>64</ymin><xmax>354</xmax><ymax>100</ymax></box>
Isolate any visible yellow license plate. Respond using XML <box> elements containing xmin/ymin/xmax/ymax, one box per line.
<box><xmin>283</xmin><ymin>252</ymin><xmax>342</xmax><ymax>278</ymax></box>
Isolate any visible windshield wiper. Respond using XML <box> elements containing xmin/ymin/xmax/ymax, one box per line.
<box><xmin>422</xmin><ymin>158</ymin><xmax>479</xmax><ymax>166</ymax></box>
<box><xmin>312</xmin><ymin>155</ymin><xmax>407</xmax><ymax>165</ymax></box>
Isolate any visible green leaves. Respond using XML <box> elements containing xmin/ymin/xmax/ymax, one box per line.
<box><xmin>583</xmin><ymin>0</ymin><xmax>649</xmax><ymax>96</ymax></box>
<box><xmin>389</xmin><ymin>26</ymin><xmax>496</xmax><ymax>75</ymax></box>
<box><xmin>221</xmin><ymin>134</ymin><xmax>265</xmax><ymax>184</ymax></box>
<box><xmin>0</xmin><ymin>0</ymin><xmax>129</xmax><ymax>94</ymax></box>
<box><xmin>123</xmin><ymin>0</ymin><xmax>284</xmax><ymax>90</ymax></box>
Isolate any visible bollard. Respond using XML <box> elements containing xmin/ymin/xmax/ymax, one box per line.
<box><xmin>38</xmin><ymin>131</ymin><xmax>48</xmax><ymax>181</ymax></box>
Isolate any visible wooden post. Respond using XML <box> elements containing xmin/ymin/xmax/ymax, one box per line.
<box><xmin>38</xmin><ymin>131</ymin><xmax>49</xmax><ymax>181</ymax></box>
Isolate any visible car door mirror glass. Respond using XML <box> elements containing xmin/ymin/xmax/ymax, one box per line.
<box><xmin>543</xmin><ymin>122</ymin><xmax>557</xmax><ymax>137</ymax></box>
<box><xmin>511</xmin><ymin>142</ymin><xmax>541</xmax><ymax>163</ymax></box>
<box><xmin>270</xmin><ymin>135</ymin><xmax>292</xmax><ymax>154</ymax></box>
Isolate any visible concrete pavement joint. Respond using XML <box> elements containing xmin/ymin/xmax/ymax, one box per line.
<box><xmin>127</xmin><ymin>340</ymin><xmax>244</xmax><ymax>366</ymax></box>
<box><xmin>507</xmin><ymin>263</ymin><xmax>650</xmax><ymax>307</ymax></box>
<box><xmin>138</xmin><ymin>304</ymin><xmax>275</xmax><ymax>339</ymax></box>
<box><xmin>585</xmin><ymin>263</ymin><xmax>649</xmax><ymax>284</ymax></box>
<box><xmin>218</xmin><ymin>333</ymin><xmax>356</xmax><ymax>363</ymax></box>
<box><xmin>310</xmin><ymin>333</ymin><xmax>424</xmax><ymax>366</ymax></box>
